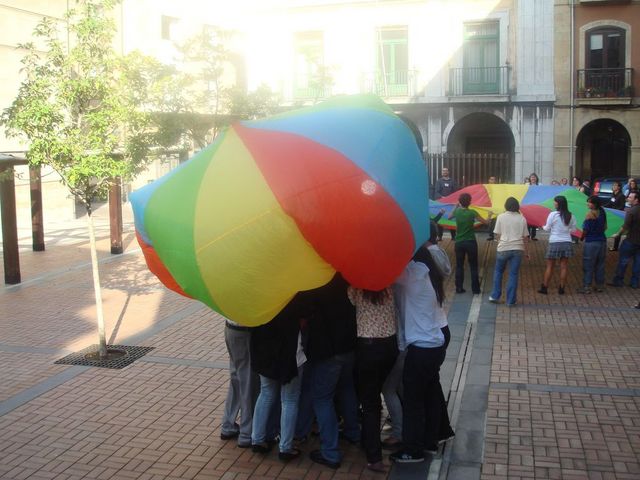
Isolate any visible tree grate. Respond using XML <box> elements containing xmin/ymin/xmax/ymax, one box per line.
<box><xmin>55</xmin><ymin>345</ymin><xmax>154</xmax><ymax>369</ymax></box>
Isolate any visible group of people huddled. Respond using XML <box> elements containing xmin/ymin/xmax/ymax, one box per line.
<box><xmin>434</xmin><ymin>167</ymin><xmax>640</xmax><ymax>307</ymax></box>
<box><xmin>219</xmin><ymin>223</ymin><xmax>456</xmax><ymax>472</ymax></box>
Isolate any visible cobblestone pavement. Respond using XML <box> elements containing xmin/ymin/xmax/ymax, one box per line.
<box><xmin>1</xmin><ymin>210</ymin><xmax>639</xmax><ymax>479</ymax></box>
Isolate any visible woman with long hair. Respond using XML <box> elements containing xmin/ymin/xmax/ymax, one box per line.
<box><xmin>577</xmin><ymin>196</ymin><xmax>607</xmax><ymax>293</ymax></box>
<box><xmin>538</xmin><ymin>195</ymin><xmax>577</xmax><ymax>295</ymax></box>
<box><xmin>389</xmin><ymin>247</ymin><xmax>454</xmax><ymax>463</ymax></box>
<box><xmin>489</xmin><ymin>197</ymin><xmax>529</xmax><ymax>306</ymax></box>
<box><xmin>347</xmin><ymin>286</ymin><xmax>398</xmax><ymax>473</ymax></box>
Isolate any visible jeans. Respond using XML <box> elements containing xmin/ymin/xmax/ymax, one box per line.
<box><xmin>583</xmin><ymin>241</ymin><xmax>606</xmax><ymax>287</ymax></box>
<box><xmin>382</xmin><ymin>350</ymin><xmax>407</xmax><ymax>440</ymax></box>
<box><xmin>251</xmin><ymin>368</ymin><xmax>303</xmax><ymax>453</ymax></box>
<box><xmin>221</xmin><ymin>325</ymin><xmax>259</xmax><ymax>444</ymax></box>
<box><xmin>311</xmin><ymin>352</ymin><xmax>360</xmax><ymax>463</ymax></box>
<box><xmin>612</xmin><ymin>239</ymin><xmax>640</xmax><ymax>287</ymax></box>
<box><xmin>355</xmin><ymin>337</ymin><xmax>398</xmax><ymax>463</ymax></box>
<box><xmin>490</xmin><ymin>250</ymin><xmax>523</xmax><ymax>305</ymax></box>
<box><xmin>455</xmin><ymin>240</ymin><xmax>480</xmax><ymax>292</ymax></box>
<box><xmin>401</xmin><ymin>344</ymin><xmax>450</xmax><ymax>454</ymax></box>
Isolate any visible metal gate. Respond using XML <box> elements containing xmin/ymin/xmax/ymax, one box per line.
<box><xmin>426</xmin><ymin>152</ymin><xmax>512</xmax><ymax>198</ymax></box>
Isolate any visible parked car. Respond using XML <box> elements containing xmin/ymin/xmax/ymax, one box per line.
<box><xmin>592</xmin><ymin>176</ymin><xmax>630</xmax><ymax>205</ymax></box>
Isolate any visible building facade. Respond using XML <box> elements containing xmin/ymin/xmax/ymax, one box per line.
<box><xmin>554</xmin><ymin>0</ymin><xmax>639</xmax><ymax>183</ymax></box>
<box><xmin>238</xmin><ymin>0</ymin><xmax>556</xmax><ymax>188</ymax></box>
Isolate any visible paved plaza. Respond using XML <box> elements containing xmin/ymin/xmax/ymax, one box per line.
<box><xmin>1</xmin><ymin>208</ymin><xmax>639</xmax><ymax>480</ymax></box>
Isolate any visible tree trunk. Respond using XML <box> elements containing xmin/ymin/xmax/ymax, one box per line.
<box><xmin>87</xmin><ymin>211</ymin><xmax>108</xmax><ymax>357</ymax></box>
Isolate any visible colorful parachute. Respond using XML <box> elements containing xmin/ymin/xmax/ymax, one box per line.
<box><xmin>431</xmin><ymin>184</ymin><xmax>624</xmax><ymax>236</ymax></box>
<box><xmin>130</xmin><ymin>95</ymin><xmax>429</xmax><ymax>326</ymax></box>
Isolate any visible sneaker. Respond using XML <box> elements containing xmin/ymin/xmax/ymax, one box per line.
<box><xmin>389</xmin><ymin>450</ymin><xmax>425</xmax><ymax>463</ymax></box>
<box><xmin>595</xmin><ymin>286</ymin><xmax>604</xmax><ymax>292</ymax></box>
<box><xmin>576</xmin><ymin>287</ymin><xmax>591</xmax><ymax>294</ymax></box>
<box><xmin>309</xmin><ymin>450</ymin><xmax>340</xmax><ymax>469</ymax></box>
<box><xmin>488</xmin><ymin>297</ymin><xmax>499</xmax><ymax>303</ymax></box>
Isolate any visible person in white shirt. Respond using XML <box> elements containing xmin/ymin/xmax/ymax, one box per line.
<box><xmin>389</xmin><ymin>247</ymin><xmax>454</xmax><ymax>464</ymax></box>
<box><xmin>489</xmin><ymin>197</ymin><xmax>530</xmax><ymax>306</ymax></box>
<box><xmin>537</xmin><ymin>195</ymin><xmax>577</xmax><ymax>295</ymax></box>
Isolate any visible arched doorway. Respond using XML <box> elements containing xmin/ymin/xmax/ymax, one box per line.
<box><xmin>446</xmin><ymin>112</ymin><xmax>514</xmax><ymax>183</ymax></box>
<box><xmin>576</xmin><ymin>119</ymin><xmax>630</xmax><ymax>181</ymax></box>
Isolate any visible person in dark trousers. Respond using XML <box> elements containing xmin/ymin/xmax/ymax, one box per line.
<box><xmin>347</xmin><ymin>286</ymin><xmax>398</xmax><ymax>472</ymax></box>
<box><xmin>609</xmin><ymin>192</ymin><xmax>640</xmax><ymax>289</ymax></box>
<box><xmin>606</xmin><ymin>181</ymin><xmax>626</xmax><ymax>251</ymax></box>
<box><xmin>297</xmin><ymin>274</ymin><xmax>359</xmax><ymax>470</ymax></box>
<box><xmin>448</xmin><ymin>192</ymin><xmax>493</xmax><ymax>294</ymax></box>
<box><xmin>528</xmin><ymin>173</ymin><xmax>541</xmax><ymax>240</ymax></box>
<box><xmin>389</xmin><ymin>247</ymin><xmax>454</xmax><ymax>463</ymax></box>
<box><xmin>434</xmin><ymin>167</ymin><xmax>458</xmax><ymax>241</ymax></box>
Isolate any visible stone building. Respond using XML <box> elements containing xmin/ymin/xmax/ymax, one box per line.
<box><xmin>553</xmin><ymin>0</ymin><xmax>639</xmax><ymax>183</ymax></box>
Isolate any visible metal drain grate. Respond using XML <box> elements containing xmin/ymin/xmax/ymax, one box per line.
<box><xmin>55</xmin><ymin>345</ymin><xmax>154</xmax><ymax>369</ymax></box>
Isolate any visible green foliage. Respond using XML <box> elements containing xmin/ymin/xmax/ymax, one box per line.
<box><xmin>1</xmin><ymin>0</ymin><xmax>157</xmax><ymax>214</ymax></box>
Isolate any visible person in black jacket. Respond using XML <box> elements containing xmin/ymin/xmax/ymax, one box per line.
<box><xmin>296</xmin><ymin>274</ymin><xmax>360</xmax><ymax>470</ymax></box>
<box><xmin>250</xmin><ymin>294</ymin><xmax>310</xmax><ymax>461</ymax></box>
<box><xmin>606</xmin><ymin>181</ymin><xmax>626</xmax><ymax>251</ymax></box>
<box><xmin>434</xmin><ymin>167</ymin><xmax>458</xmax><ymax>241</ymax></box>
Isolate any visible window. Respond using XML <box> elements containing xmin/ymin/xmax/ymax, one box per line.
<box><xmin>462</xmin><ymin>21</ymin><xmax>499</xmax><ymax>94</ymax></box>
<box><xmin>161</xmin><ymin>15</ymin><xmax>178</xmax><ymax>41</ymax></box>
<box><xmin>294</xmin><ymin>31</ymin><xmax>327</xmax><ymax>99</ymax></box>
<box><xmin>376</xmin><ymin>27</ymin><xmax>408</xmax><ymax>96</ymax></box>
<box><xmin>584</xmin><ymin>27</ymin><xmax>627</xmax><ymax>95</ymax></box>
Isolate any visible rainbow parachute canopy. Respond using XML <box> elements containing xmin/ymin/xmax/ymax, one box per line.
<box><xmin>130</xmin><ymin>95</ymin><xmax>429</xmax><ymax>326</ymax></box>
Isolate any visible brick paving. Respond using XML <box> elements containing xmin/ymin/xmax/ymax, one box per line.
<box><xmin>481</xmin><ymin>237</ymin><xmax>640</xmax><ymax>480</ymax></box>
<box><xmin>1</xmin><ymin>209</ymin><xmax>640</xmax><ymax>479</ymax></box>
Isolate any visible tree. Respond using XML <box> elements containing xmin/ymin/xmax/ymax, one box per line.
<box><xmin>1</xmin><ymin>0</ymin><xmax>160</xmax><ymax>358</ymax></box>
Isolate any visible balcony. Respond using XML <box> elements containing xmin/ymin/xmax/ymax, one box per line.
<box><xmin>448</xmin><ymin>66</ymin><xmax>510</xmax><ymax>97</ymax></box>
<box><xmin>577</xmin><ymin>68</ymin><xmax>633</xmax><ymax>105</ymax></box>
<box><xmin>362</xmin><ymin>70</ymin><xmax>417</xmax><ymax>98</ymax></box>
<box><xmin>292</xmin><ymin>85</ymin><xmax>332</xmax><ymax>102</ymax></box>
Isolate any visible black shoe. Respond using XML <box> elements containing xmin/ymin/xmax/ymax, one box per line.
<box><xmin>220</xmin><ymin>431</ymin><xmax>239</xmax><ymax>440</ymax></box>
<box><xmin>558</xmin><ymin>286</ymin><xmax>565</xmax><ymax>295</ymax></box>
<box><xmin>537</xmin><ymin>285</ymin><xmax>548</xmax><ymax>294</ymax></box>
<box><xmin>237</xmin><ymin>442</ymin><xmax>252</xmax><ymax>448</ymax></box>
<box><xmin>607</xmin><ymin>282</ymin><xmax>622</xmax><ymax>288</ymax></box>
<box><xmin>339</xmin><ymin>432</ymin><xmax>359</xmax><ymax>445</ymax></box>
<box><xmin>472</xmin><ymin>290</ymin><xmax>481</xmax><ymax>295</ymax></box>
<box><xmin>389</xmin><ymin>450</ymin><xmax>425</xmax><ymax>463</ymax></box>
<box><xmin>635</xmin><ymin>303</ymin><xmax>640</xmax><ymax>310</ymax></box>
<box><xmin>279</xmin><ymin>448</ymin><xmax>301</xmax><ymax>461</ymax></box>
<box><xmin>252</xmin><ymin>442</ymin><xmax>272</xmax><ymax>454</ymax></box>
<box><xmin>532</xmin><ymin>238</ymin><xmax>538</xmax><ymax>241</ymax></box>
<box><xmin>456</xmin><ymin>288</ymin><xmax>466</xmax><ymax>294</ymax></box>
<box><xmin>309</xmin><ymin>450</ymin><xmax>340</xmax><ymax>469</ymax></box>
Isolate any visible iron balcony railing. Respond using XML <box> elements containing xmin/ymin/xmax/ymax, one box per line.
<box><xmin>577</xmin><ymin>68</ymin><xmax>633</xmax><ymax>98</ymax></box>
<box><xmin>363</xmin><ymin>70</ymin><xmax>417</xmax><ymax>97</ymax></box>
<box><xmin>448</xmin><ymin>66</ymin><xmax>510</xmax><ymax>96</ymax></box>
